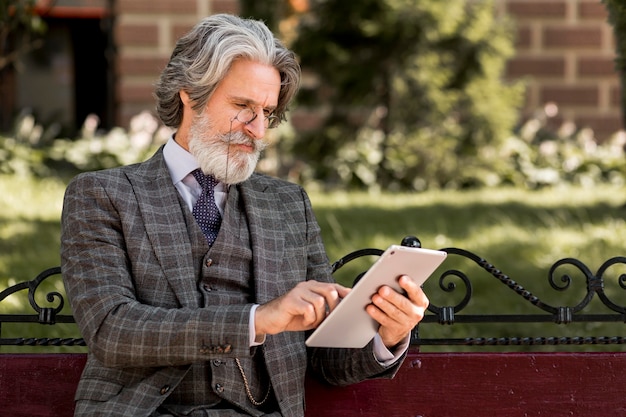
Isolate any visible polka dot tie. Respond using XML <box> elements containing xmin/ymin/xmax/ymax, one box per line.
<box><xmin>191</xmin><ymin>169</ymin><xmax>222</xmax><ymax>246</ymax></box>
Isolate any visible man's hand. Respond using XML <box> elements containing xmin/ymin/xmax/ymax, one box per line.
<box><xmin>366</xmin><ymin>275</ymin><xmax>429</xmax><ymax>349</ymax></box>
<box><xmin>255</xmin><ymin>281</ymin><xmax>350</xmax><ymax>338</ymax></box>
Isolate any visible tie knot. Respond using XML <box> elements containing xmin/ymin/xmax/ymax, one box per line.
<box><xmin>192</xmin><ymin>169</ymin><xmax>218</xmax><ymax>192</ymax></box>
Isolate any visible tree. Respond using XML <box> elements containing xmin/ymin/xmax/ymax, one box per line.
<box><xmin>0</xmin><ymin>0</ymin><xmax>48</xmax><ymax>131</ymax></box>
<box><xmin>0</xmin><ymin>0</ymin><xmax>47</xmax><ymax>71</ymax></box>
<box><xmin>287</xmin><ymin>0</ymin><xmax>524</xmax><ymax>190</ymax></box>
<box><xmin>602</xmin><ymin>0</ymin><xmax>626</xmax><ymax>127</ymax></box>
<box><xmin>239</xmin><ymin>0</ymin><xmax>286</xmax><ymax>32</ymax></box>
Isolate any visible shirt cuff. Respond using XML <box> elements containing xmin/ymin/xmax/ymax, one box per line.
<box><xmin>249</xmin><ymin>304</ymin><xmax>266</xmax><ymax>347</ymax></box>
<box><xmin>372</xmin><ymin>333</ymin><xmax>410</xmax><ymax>366</ymax></box>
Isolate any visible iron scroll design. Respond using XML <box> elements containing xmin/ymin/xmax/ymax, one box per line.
<box><xmin>2</xmin><ymin>237</ymin><xmax>625</xmax><ymax>348</ymax></box>
<box><xmin>0</xmin><ymin>267</ymin><xmax>85</xmax><ymax>347</ymax></box>
<box><xmin>331</xmin><ymin>236</ymin><xmax>626</xmax><ymax>347</ymax></box>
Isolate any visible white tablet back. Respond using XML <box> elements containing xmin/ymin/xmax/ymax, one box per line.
<box><xmin>305</xmin><ymin>245</ymin><xmax>447</xmax><ymax>348</ymax></box>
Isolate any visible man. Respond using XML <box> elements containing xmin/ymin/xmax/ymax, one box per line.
<box><xmin>61</xmin><ymin>13</ymin><xmax>429</xmax><ymax>417</ymax></box>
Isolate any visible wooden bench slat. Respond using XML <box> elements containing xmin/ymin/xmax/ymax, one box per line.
<box><xmin>3</xmin><ymin>352</ymin><xmax>626</xmax><ymax>416</ymax></box>
<box><xmin>304</xmin><ymin>351</ymin><xmax>626</xmax><ymax>416</ymax></box>
<box><xmin>0</xmin><ymin>354</ymin><xmax>85</xmax><ymax>417</ymax></box>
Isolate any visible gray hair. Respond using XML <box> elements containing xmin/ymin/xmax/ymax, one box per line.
<box><xmin>154</xmin><ymin>14</ymin><xmax>301</xmax><ymax>128</ymax></box>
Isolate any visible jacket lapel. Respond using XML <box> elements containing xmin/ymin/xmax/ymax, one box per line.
<box><xmin>126</xmin><ymin>148</ymin><xmax>200</xmax><ymax>307</ymax></box>
<box><xmin>238</xmin><ymin>175</ymin><xmax>286</xmax><ymax>305</ymax></box>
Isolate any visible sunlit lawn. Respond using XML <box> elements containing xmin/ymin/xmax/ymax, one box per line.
<box><xmin>1</xmin><ymin>174</ymin><xmax>625</xmax><ymax>352</ymax></box>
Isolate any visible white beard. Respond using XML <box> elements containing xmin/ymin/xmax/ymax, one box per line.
<box><xmin>188</xmin><ymin>113</ymin><xmax>268</xmax><ymax>185</ymax></box>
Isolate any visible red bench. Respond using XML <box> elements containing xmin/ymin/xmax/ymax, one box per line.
<box><xmin>2</xmin><ymin>351</ymin><xmax>626</xmax><ymax>416</ymax></box>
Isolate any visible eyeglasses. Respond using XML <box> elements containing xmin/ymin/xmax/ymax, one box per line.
<box><xmin>232</xmin><ymin>107</ymin><xmax>281</xmax><ymax>129</ymax></box>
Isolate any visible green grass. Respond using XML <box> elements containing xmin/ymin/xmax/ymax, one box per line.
<box><xmin>1</xmin><ymin>174</ymin><xmax>625</xmax><ymax>352</ymax></box>
<box><xmin>310</xmin><ymin>186</ymin><xmax>626</xmax><ymax>279</ymax></box>
<box><xmin>0</xmin><ymin>175</ymin><xmax>79</xmax><ymax>352</ymax></box>
<box><xmin>0</xmin><ymin>175</ymin><xmax>65</xmax><ymax>284</ymax></box>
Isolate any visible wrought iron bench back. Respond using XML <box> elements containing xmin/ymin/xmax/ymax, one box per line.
<box><xmin>2</xmin><ymin>236</ymin><xmax>625</xmax><ymax>349</ymax></box>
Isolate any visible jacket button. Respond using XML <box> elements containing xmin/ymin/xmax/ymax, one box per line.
<box><xmin>215</xmin><ymin>383</ymin><xmax>224</xmax><ymax>393</ymax></box>
<box><xmin>212</xmin><ymin>359</ymin><xmax>222</xmax><ymax>367</ymax></box>
<box><xmin>205</xmin><ymin>258</ymin><xmax>213</xmax><ymax>267</ymax></box>
<box><xmin>160</xmin><ymin>385</ymin><xmax>171</xmax><ymax>395</ymax></box>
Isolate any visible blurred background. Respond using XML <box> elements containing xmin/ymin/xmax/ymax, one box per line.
<box><xmin>1</xmin><ymin>0</ymin><xmax>625</xmax><ymax>351</ymax></box>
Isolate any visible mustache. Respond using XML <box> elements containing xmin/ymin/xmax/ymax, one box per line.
<box><xmin>221</xmin><ymin>131</ymin><xmax>269</xmax><ymax>152</ymax></box>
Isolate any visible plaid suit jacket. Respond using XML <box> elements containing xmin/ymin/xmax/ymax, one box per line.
<box><xmin>61</xmin><ymin>148</ymin><xmax>403</xmax><ymax>417</ymax></box>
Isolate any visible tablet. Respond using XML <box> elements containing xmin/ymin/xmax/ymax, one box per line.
<box><xmin>305</xmin><ymin>245</ymin><xmax>447</xmax><ymax>348</ymax></box>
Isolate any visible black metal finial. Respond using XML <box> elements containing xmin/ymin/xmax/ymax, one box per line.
<box><xmin>401</xmin><ymin>235</ymin><xmax>421</xmax><ymax>248</ymax></box>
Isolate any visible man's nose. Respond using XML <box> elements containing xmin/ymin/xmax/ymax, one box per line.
<box><xmin>243</xmin><ymin>114</ymin><xmax>266</xmax><ymax>139</ymax></box>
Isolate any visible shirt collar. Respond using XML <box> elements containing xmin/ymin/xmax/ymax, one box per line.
<box><xmin>163</xmin><ymin>135</ymin><xmax>199</xmax><ymax>185</ymax></box>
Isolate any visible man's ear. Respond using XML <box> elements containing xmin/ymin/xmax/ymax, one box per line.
<box><xmin>179</xmin><ymin>90</ymin><xmax>191</xmax><ymax>106</ymax></box>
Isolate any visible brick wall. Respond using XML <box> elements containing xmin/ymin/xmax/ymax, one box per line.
<box><xmin>113</xmin><ymin>0</ymin><xmax>623</xmax><ymax>139</ymax></box>
<box><xmin>498</xmin><ymin>0</ymin><xmax>622</xmax><ymax>139</ymax></box>
<box><xmin>113</xmin><ymin>0</ymin><xmax>240</xmax><ymax>126</ymax></box>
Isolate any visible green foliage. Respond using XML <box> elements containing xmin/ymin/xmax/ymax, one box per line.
<box><xmin>0</xmin><ymin>111</ymin><xmax>169</xmax><ymax>179</ymax></box>
<box><xmin>501</xmin><ymin>104</ymin><xmax>626</xmax><ymax>189</ymax></box>
<box><xmin>0</xmin><ymin>0</ymin><xmax>47</xmax><ymax>70</ymax></box>
<box><xmin>2</xmin><ymin>103</ymin><xmax>624</xmax><ymax>193</ymax></box>
<box><xmin>239</xmin><ymin>0</ymin><xmax>288</xmax><ymax>32</ymax></box>
<box><xmin>290</xmin><ymin>0</ymin><xmax>524</xmax><ymax>190</ymax></box>
<box><xmin>0</xmin><ymin>111</ymin><xmax>51</xmax><ymax>177</ymax></box>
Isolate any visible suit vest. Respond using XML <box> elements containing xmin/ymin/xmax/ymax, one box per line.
<box><xmin>160</xmin><ymin>186</ymin><xmax>274</xmax><ymax>416</ymax></box>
